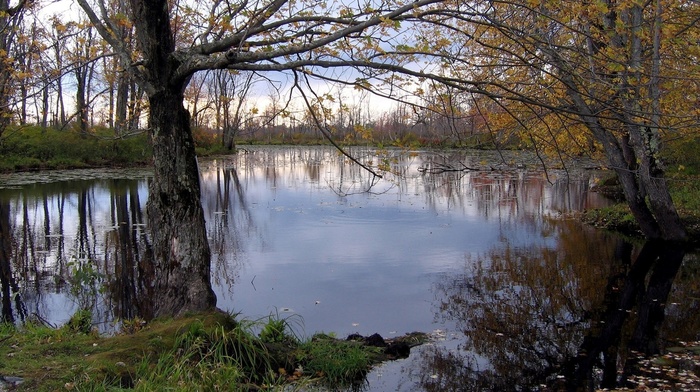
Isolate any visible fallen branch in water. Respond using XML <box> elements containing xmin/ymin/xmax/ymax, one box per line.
<box><xmin>417</xmin><ymin>161</ymin><xmax>487</xmax><ymax>174</ymax></box>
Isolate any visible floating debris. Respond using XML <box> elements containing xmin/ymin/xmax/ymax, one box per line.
<box><xmin>602</xmin><ymin>341</ymin><xmax>700</xmax><ymax>391</ymax></box>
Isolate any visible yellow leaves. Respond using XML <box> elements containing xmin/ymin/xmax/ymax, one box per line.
<box><xmin>112</xmin><ymin>13</ymin><xmax>133</xmax><ymax>29</ymax></box>
<box><xmin>14</xmin><ymin>71</ymin><xmax>33</xmax><ymax>81</ymax></box>
<box><xmin>354</xmin><ymin>78</ymin><xmax>371</xmax><ymax>90</ymax></box>
<box><xmin>433</xmin><ymin>37</ymin><xmax>451</xmax><ymax>51</ymax></box>
<box><xmin>53</xmin><ymin>21</ymin><xmax>69</xmax><ymax>34</ymax></box>
<box><xmin>339</xmin><ymin>7</ymin><xmax>353</xmax><ymax>18</ymax></box>
<box><xmin>378</xmin><ymin>16</ymin><xmax>401</xmax><ymax>30</ymax></box>
<box><xmin>353</xmin><ymin>124</ymin><xmax>374</xmax><ymax>140</ymax></box>
<box><xmin>576</xmin><ymin>0</ymin><xmax>610</xmax><ymax>22</ymax></box>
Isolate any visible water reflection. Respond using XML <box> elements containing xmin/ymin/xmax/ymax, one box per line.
<box><xmin>103</xmin><ymin>180</ymin><xmax>153</xmax><ymax>320</ymax></box>
<box><xmin>201</xmin><ymin>165</ymin><xmax>252</xmax><ymax>291</ymax></box>
<box><xmin>1</xmin><ymin>200</ymin><xmax>25</xmax><ymax>323</ymax></box>
<box><xmin>429</xmin><ymin>222</ymin><xmax>696</xmax><ymax>391</ymax></box>
<box><xmin>0</xmin><ymin>178</ymin><xmax>154</xmax><ymax>327</ymax></box>
<box><xmin>2</xmin><ymin>146</ymin><xmax>694</xmax><ymax>391</ymax></box>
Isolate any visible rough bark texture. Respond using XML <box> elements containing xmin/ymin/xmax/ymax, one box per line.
<box><xmin>129</xmin><ymin>0</ymin><xmax>217</xmax><ymax>317</ymax></box>
<box><xmin>146</xmin><ymin>88</ymin><xmax>217</xmax><ymax>317</ymax></box>
<box><xmin>560</xmin><ymin>67</ymin><xmax>687</xmax><ymax>243</ymax></box>
<box><xmin>605</xmin><ymin>138</ymin><xmax>684</xmax><ymax>242</ymax></box>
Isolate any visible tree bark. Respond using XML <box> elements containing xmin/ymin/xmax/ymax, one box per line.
<box><xmin>76</xmin><ymin>67</ymin><xmax>89</xmax><ymax>136</ymax></box>
<box><xmin>115</xmin><ymin>73</ymin><xmax>129</xmax><ymax>135</ymax></box>
<box><xmin>98</xmin><ymin>0</ymin><xmax>218</xmax><ymax>317</ymax></box>
<box><xmin>555</xmin><ymin>55</ymin><xmax>687</xmax><ymax>242</ymax></box>
<box><xmin>146</xmin><ymin>87</ymin><xmax>217</xmax><ymax>317</ymax></box>
<box><xmin>0</xmin><ymin>0</ymin><xmax>13</xmax><ymax>137</ymax></box>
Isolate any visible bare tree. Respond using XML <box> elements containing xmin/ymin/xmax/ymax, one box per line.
<box><xmin>0</xmin><ymin>0</ymin><xmax>30</xmax><ymax>138</ymax></box>
<box><xmin>75</xmin><ymin>0</ymin><xmax>446</xmax><ymax>316</ymax></box>
<box><xmin>214</xmin><ymin>70</ymin><xmax>256</xmax><ymax>151</ymax></box>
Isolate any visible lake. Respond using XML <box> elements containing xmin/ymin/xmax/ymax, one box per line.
<box><xmin>1</xmin><ymin>145</ymin><xmax>698</xmax><ymax>390</ymax></box>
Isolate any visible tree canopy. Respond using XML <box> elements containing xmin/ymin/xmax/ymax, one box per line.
<box><xmin>403</xmin><ymin>0</ymin><xmax>700</xmax><ymax>241</ymax></box>
<box><xmin>1</xmin><ymin>0</ymin><xmax>698</xmax><ymax>316</ymax></box>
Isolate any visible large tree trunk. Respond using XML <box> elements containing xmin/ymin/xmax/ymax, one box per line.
<box><xmin>146</xmin><ymin>88</ymin><xmax>217</xmax><ymax>317</ymax></box>
<box><xmin>99</xmin><ymin>0</ymin><xmax>220</xmax><ymax>318</ymax></box>
<box><xmin>557</xmin><ymin>60</ymin><xmax>687</xmax><ymax>242</ymax></box>
<box><xmin>590</xmin><ymin>118</ymin><xmax>686</xmax><ymax>242</ymax></box>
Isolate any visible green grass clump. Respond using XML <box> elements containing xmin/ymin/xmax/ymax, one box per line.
<box><xmin>663</xmin><ymin>136</ymin><xmax>700</xmax><ymax>176</ymax></box>
<box><xmin>1</xmin><ymin>310</ymin><xmax>391</xmax><ymax>391</ymax></box>
<box><xmin>296</xmin><ymin>334</ymin><xmax>379</xmax><ymax>387</ymax></box>
<box><xmin>669</xmin><ymin>176</ymin><xmax>700</xmax><ymax>220</ymax></box>
<box><xmin>583</xmin><ymin>174</ymin><xmax>700</xmax><ymax>243</ymax></box>
<box><xmin>581</xmin><ymin>203</ymin><xmax>641</xmax><ymax>235</ymax></box>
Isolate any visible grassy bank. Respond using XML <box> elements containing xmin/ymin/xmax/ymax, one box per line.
<box><xmin>583</xmin><ymin>137</ymin><xmax>700</xmax><ymax>243</ymax></box>
<box><xmin>0</xmin><ymin>311</ymin><xmax>425</xmax><ymax>391</ymax></box>
<box><xmin>0</xmin><ymin>125</ymin><xmax>504</xmax><ymax>173</ymax></box>
<box><xmin>583</xmin><ymin>177</ymin><xmax>700</xmax><ymax>242</ymax></box>
<box><xmin>0</xmin><ymin>126</ymin><xmax>153</xmax><ymax>172</ymax></box>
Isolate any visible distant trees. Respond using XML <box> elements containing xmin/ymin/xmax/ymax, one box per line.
<box><xmin>0</xmin><ymin>2</ymin><xmax>144</xmax><ymax>134</ymax></box>
<box><xmin>1</xmin><ymin>0</ymin><xmax>499</xmax><ymax>146</ymax></box>
<box><xmin>0</xmin><ymin>0</ymin><xmax>29</xmax><ymax>138</ymax></box>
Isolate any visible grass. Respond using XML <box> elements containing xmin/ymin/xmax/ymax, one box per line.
<box><xmin>583</xmin><ymin>177</ymin><xmax>700</xmax><ymax>242</ymax></box>
<box><xmin>0</xmin><ymin>125</ymin><xmax>152</xmax><ymax>172</ymax></box>
<box><xmin>0</xmin><ymin>310</ymin><xmax>399</xmax><ymax>391</ymax></box>
<box><xmin>0</xmin><ymin>124</ymin><xmax>511</xmax><ymax>172</ymax></box>
<box><xmin>297</xmin><ymin>334</ymin><xmax>380</xmax><ymax>387</ymax></box>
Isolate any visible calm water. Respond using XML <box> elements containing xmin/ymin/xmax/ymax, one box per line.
<box><xmin>1</xmin><ymin>146</ymin><xmax>698</xmax><ymax>390</ymax></box>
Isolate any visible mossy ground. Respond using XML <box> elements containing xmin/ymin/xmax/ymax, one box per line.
<box><xmin>0</xmin><ymin>311</ymin><xmax>427</xmax><ymax>391</ymax></box>
<box><xmin>0</xmin><ymin>312</ymin><xmax>226</xmax><ymax>391</ymax></box>
<box><xmin>583</xmin><ymin>172</ymin><xmax>700</xmax><ymax>244</ymax></box>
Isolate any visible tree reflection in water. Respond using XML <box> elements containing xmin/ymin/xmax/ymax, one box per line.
<box><xmin>1</xmin><ymin>199</ymin><xmax>26</xmax><ymax>323</ymax></box>
<box><xmin>0</xmin><ymin>166</ymin><xmax>253</xmax><ymax>327</ymax></box>
<box><xmin>0</xmin><ymin>178</ymin><xmax>158</xmax><ymax>327</ymax></box>
<box><xmin>431</xmin><ymin>220</ymin><xmax>695</xmax><ymax>391</ymax></box>
<box><xmin>104</xmin><ymin>179</ymin><xmax>154</xmax><ymax>321</ymax></box>
<box><xmin>1</xmin><ymin>149</ymin><xmax>697</xmax><ymax>390</ymax></box>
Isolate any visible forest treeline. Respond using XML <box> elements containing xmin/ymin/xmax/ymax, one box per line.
<box><xmin>0</xmin><ymin>4</ymin><xmax>504</xmax><ymax>154</ymax></box>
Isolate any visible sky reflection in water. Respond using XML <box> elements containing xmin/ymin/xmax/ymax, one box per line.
<box><xmin>199</xmin><ymin>146</ymin><xmax>604</xmax><ymax>337</ymax></box>
<box><xmin>2</xmin><ymin>146</ymin><xmax>697</xmax><ymax>390</ymax></box>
